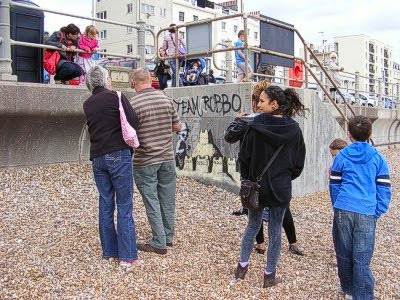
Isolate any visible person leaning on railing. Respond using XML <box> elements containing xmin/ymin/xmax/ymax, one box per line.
<box><xmin>44</xmin><ymin>24</ymin><xmax>84</xmax><ymax>84</ymax></box>
<box><xmin>328</xmin><ymin>52</ymin><xmax>344</xmax><ymax>97</ymax></box>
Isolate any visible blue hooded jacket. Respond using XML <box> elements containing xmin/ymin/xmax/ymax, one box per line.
<box><xmin>329</xmin><ymin>142</ymin><xmax>391</xmax><ymax>218</ymax></box>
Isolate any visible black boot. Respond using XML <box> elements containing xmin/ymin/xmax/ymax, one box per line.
<box><xmin>263</xmin><ymin>270</ymin><xmax>282</xmax><ymax>288</ymax></box>
<box><xmin>234</xmin><ymin>263</ymin><xmax>248</xmax><ymax>280</ymax></box>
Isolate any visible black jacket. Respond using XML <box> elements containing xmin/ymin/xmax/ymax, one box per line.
<box><xmin>45</xmin><ymin>31</ymin><xmax>79</xmax><ymax>68</ymax></box>
<box><xmin>238</xmin><ymin>114</ymin><xmax>306</xmax><ymax>208</ymax></box>
<box><xmin>224</xmin><ymin>114</ymin><xmax>259</xmax><ymax>144</ymax></box>
<box><xmin>83</xmin><ymin>87</ymin><xmax>139</xmax><ymax>160</ymax></box>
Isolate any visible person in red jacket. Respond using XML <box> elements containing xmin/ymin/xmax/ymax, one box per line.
<box><xmin>77</xmin><ymin>25</ymin><xmax>99</xmax><ymax>84</ymax></box>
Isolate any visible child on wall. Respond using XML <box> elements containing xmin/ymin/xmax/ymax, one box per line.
<box><xmin>77</xmin><ymin>25</ymin><xmax>99</xmax><ymax>84</ymax></box>
<box><xmin>330</xmin><ymin>116</ymin><xmax>391</xmax><ymax>300</ymax></box>
<box><xmin>186</xmin><ymin>62</ymin><xmax>200</xmax><ymax>83</ymax></box>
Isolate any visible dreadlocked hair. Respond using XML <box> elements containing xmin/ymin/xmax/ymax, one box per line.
<box><xmin>263</xmin><ymin>85</ymin><xmax>308</xmax><ymax>117</ymax></box>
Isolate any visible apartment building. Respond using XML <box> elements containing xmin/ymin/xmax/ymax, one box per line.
<box><xmin>95</xmin><ymin>0</ymin><xmax>260</xmax><ymax>76</ymax></box>
<box><xmin>95</xmin><ymin>0</ymin><xmax>172</xmax><ymax>56</ymax></box>
<box><xmin>334</xmin><ymin>34</ymin><xmax>395</xmax><ymax>97</ymax></box>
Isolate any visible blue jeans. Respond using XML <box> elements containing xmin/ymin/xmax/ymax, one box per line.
<box><xmin>333</xmin><ymin>209</ymin><xmax>376</xmax><ymax>300</ymax></box>
<box><xmin>133</xmin><ymin>161</ymin><xmax>176</xmax><ymax>249</ymax></box>
<box><xmin>92</xmin><ymin>149</ymin><xmax>138</xmax><ymax>261</ymax></box>
<box><xmin>169</xmin><ymin>59</ymin><xmax>182</xmax><ymax>87</ymax></box>
<box><xmin>240</xmin><ymin>206</ymin><xmax>286</xmax><ymax>272</ymax></box>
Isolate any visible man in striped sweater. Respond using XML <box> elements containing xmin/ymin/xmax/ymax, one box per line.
<box><xmin>329</xmin><ymin>115</ymin><xmax>391</xmax><ymax>300</ymax></box>
<box><xmin>130</xmin><ymin>68</ymin><xmax>182</xmax><ymax>255</ymax></box>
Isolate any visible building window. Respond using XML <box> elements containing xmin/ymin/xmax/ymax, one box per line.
<box><xmin>146</xmin><ymin>25</ymin><xmax>155</xmax><ymax>34</ymax></box>
<box><xmin>160</xmin><ymin>8</ymin><xmax>166</xmax><ymax>18</ymax></box>
<box><xmin>100</xmin><ymin>30</ymin><xmax>107</xmax><ymax>39</ymax></box>
<box><xmin>127</xmin><ymin>27</ymin><xmax>133</xmax><ymax>34</ymax></box>
<box><xmin>179</xmin><ymin>31</ymin><xmax>185</xmax><ymax>39</ymax></box>
<box><xmin>247</xmin><ymin>29</ymin><xmax>250</xmax><ymax>35</ymax></box>
<box><xmin>234</xmin><ymin>25</ymin><xmax>238</xmax><ymax>33</ymax></box>
<box><xmin>127</xmin><ymin>3</ymin><xmax>133</xmax><ymax>14</ymax></box>
<box><xmin>141</xmin><ymin>3</ymin><xmax>154</xmax><ymax>15</ymax></box>
<box><xmin>254</xmin><ymin>32</ymin><xmax>258</xmax><ymax>39</ymax></box>
<box><xmin>127</xmin><ymin>44</ymin><xmax>133</xmax><ymax>54</ymax></box>
<box><xmin>96</xmin><ymin>11</ymin><xmax>107</xmax><ymax>19</ymax></box>
<box><xmin>222</xmin><ymin>22</ymin><xmax>226</xmax><ymax>30</ymax></box>
<box><xmin>100</xmin><ymin>49</ymin><xmax>106</xmax><ymax>58</ymax></box>
<box><xmin>193</xmin><ymin>15</ymin><xmax>198</xmax><ymax>21</ymax></box>
<box><xmin>179</xmin><ymin>11</ymin><xmax>185</xmax><ymax>21</ymax></box>
<box><xmin>145</xmin><ymin>45</ymin><xmax>155</xmax><ymax>54</ymax></box>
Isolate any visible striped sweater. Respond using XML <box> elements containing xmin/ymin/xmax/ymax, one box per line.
<box><xmin>129</xmin><ymin>88</ymin><xmax>180</xmax><ymax>167</ymax></box>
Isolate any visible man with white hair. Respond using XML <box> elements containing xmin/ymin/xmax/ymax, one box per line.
<box><xmin>130</xmin><ymin>68</ymin><xmax>182</xmax><ymax>255</ymax></box>
<box><xmin>328</xmin><ymin>52</ymin><xmax>344</xmax><ymax>91</ymax></box>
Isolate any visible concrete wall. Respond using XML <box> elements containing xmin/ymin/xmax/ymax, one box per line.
<box><xmin>1</xmin><ymin>81</ymin><xmax>398</xmax><ymax>197</ymax></box>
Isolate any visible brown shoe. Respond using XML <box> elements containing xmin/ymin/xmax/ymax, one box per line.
<box><xmin>263</xmin><ymin>270</ymin><xmax>282</xmax><ymax>288</ymax></box>
<box><xmin>234</xmin><ymin>263</ymin><xmax>248</xmax><ymax>280</ymax></box>
<box><xmin>137</xmin><ymin>243</ymin><xmax>167</xmax><ymax>255</ymax></box>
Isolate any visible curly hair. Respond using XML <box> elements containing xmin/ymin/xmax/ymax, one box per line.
<box><xmin>263</xmin><ymin>85</ymin><xmax>308</xmax><ymax>117</ymax></box>
<box><xmin>252</xmin><ymin>80</ymin><xmax>271</xmax><ymax>103</ymax></box>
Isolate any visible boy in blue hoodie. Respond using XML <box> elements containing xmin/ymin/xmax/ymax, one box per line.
<box><xmin>330</xmin><ymin>115</ymin><xmax>391</xmax><ymax>300</ymax></box>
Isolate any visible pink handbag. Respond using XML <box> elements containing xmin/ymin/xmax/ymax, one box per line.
<box><xmin>117</xmin><ymin>91</ymin><xmax>139</xmax><ymax>149</ymax></box>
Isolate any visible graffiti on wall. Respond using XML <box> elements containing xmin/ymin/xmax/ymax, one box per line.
<box><xmin>175</xmin><ymin>125</ymin><xmax>241</xmax><ymax>185</ymax></box>
<box><xmin>173</xmin><ymin>93</ymin><xmax>242</xmax><ymax>117</ymax></box>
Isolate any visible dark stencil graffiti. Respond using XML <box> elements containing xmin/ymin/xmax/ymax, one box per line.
<box><xmin>174</xmin><ymin>93</ymin><xmax>242</xmax><ymax>116</ymax></box>
<box><xmin>175</xmin><ymin>122</ymin><xmax>191</xmax><ymax>170</ymax></box>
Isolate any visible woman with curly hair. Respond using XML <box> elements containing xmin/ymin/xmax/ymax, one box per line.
<box><xmin>226</xmin><ymin>83</ymin><xmax>307</xmax><ymax>287</ymax></box>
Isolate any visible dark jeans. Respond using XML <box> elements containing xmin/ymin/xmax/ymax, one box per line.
<box><xmin>240</xmin><ymin>207</ymin><xmax>286</xmax><ymax>272</ymax></box>
<box><xmin>92</xmin><ymin>149</ymin><xmax>138</xmax><ymax>261</ymax></box>
<box><xmin>55</xmin><ymin>62</ymin><xmax>83</xmax><ymax>81</ymax></box>
<box><xmin>256</xmin><ymin>207</ymin><xmax>297</xmax><ymax>244</ymax></box>
<box><xmin>157</xmin><ymin>74</ymin><xmax>169</xmax><ymax>90</ymax></box>
<box><xmin>333</xmin><ymin>209</ymin><xmax>376</xmax><ymax>300</ymax></box>
<box><xmin>168</xmin><ymin>59</ymin><xmax>182</xmax><ymax>87</ymax></box>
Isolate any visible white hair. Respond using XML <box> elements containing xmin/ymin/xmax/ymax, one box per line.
<box><xmin>85</xmin><ymin>65</ymin><xmax>109</xmax><ymax>92</ymax></box>
<box><xmin>330</xmin><ymin>52</ymin><xmax>337</xmax><ymax>59</ymax></box>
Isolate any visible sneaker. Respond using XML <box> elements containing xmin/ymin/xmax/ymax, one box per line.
<box><xmin>232</xmin><ymin>209</ymin><xmax>248</xmax><ymax>216</ymax></box>
<box><xmin>289</xmin><ymin>244</ymin><xmax>304</xmax><ymax>256</ymax></box>
<box><xmin>120</xmin><ymin>259</ymin><xmax>144</xmax><ymax>268</ymax></box>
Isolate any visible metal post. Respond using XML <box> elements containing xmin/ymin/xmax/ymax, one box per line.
<box><xmin>377</xmin><ymin>77</ymin><xmax>382</xmax><ymax>107</ymax></box>
<box><xmin>243</xmin><ymin>13</ymin><xmax>249</xmax><ymax>82</ymax></box>
<box><xmin>174</xmin><ymin>28</ymin><xmax>179</xmax><ymax>87</ymax></box>
<box><xmin>225</xmin><ymin>39</ymin><xmax>232</xmax><ymax>83</ymax></box>
<box><xmin>137</xmin><ymin>20</ymin><xmax>146</xmax><ymax>69</ymax></box>
<box><xmin>355</xmin><ymin>71</ymin><xmax>360</xmax><ymax>105</ymax></box>
<box><xmin>303</xmin><ymin>46</ymin><xmax>308</xmax><ymax>88</ymax></box>
<box><xmin>397</xmin><ymin>81</ymin><xmax>400</xmax><ymax>109</ymax></box>
<box><xmin>0</xmin><ymin>0</ymin><xmax>17</xmax><ymax>81</ymax></box>
<box><xmin>284</xmin><ymin>67</ymin><xmax>289</xmax><ymax>86</ymax></box>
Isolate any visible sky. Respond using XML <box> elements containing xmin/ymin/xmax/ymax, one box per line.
<box><xmin>34</xmin><ymin>0</ymin><xmax>400</xmax><ymax>60</ymax></box>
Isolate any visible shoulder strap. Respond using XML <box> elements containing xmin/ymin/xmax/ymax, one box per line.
<box><xmin>170</xmin><ymin>34</ymin><xmax>176</xmax><ymax>47</ymax></box>
<box><xmin>256</xmin><ymin>144</ymin><xmax>285</xmax><ymax>182</ymax></box>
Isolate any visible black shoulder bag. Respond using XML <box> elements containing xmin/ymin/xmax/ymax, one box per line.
<box><xmin>239</xmin><ymin>144</ymin><xmax>284</xmax><ymax>210</ymax></box>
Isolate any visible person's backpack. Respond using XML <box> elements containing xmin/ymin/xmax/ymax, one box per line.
<box><xmin>43</xmin><ymin>33</ymin><xmax>63</xmax><ymax>75</ymax></box>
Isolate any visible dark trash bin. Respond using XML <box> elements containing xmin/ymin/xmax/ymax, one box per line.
<box><xmin>10</xmin><ymin>0</ymin><xmax>44</xmax><ymax>83</ymax></box>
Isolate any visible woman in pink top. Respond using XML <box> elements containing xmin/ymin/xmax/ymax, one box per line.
<box><xmin>77</xmin><ymin>25</ymin><xmax>99</xmax><ymax>84</ymax></box>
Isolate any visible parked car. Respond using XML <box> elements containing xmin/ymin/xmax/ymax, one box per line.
<box><xmin>98</xmin><ymin>58</ymin><xmax>160</xmax><ymax>89</ymax></box>
<box><xmin>334</xmin><ymin>91</ymin><xmax>355</xmax><ymax>105</ymax></box>
<box><xmin>349</xmin><ymin>92</ymin><xmax>376</xmax><ymax>107</ymax></box>
<box><xmin>382</xmin><ymin>96</ymin><xmax>394</xmax><ymax>109</ymax></box>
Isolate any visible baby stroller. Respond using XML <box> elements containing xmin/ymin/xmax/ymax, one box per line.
<box><xmin>181</xmin><ymin>58</ymin><xmax>209</xmax><ymax>86</ymax></box>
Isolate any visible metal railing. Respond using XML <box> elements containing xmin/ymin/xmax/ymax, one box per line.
<box><xmin>156</xmin><ymin>13</ymin><xmax>353</xmax><ymax>125</ymax></box>
<box><xmin>0</xmin><ymin>0</ymin><xmax>156</xmax><ymax>81</ymax></box>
